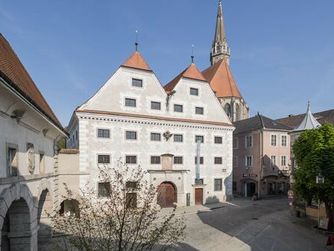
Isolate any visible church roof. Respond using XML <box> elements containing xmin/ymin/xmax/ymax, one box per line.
<box><xmin>202</xmin><ymin>59</ymin><xmax>242</xmax><ymax>98</ymax></box>
<box><xmin>164</xmin><ymin>63</ymin><xmax>206</xmax><ymax>92</ymax></box>
<box><xmin>0</xmin><ymin>34</ymin><xmax>63</xmax><ymax>130</ymax></box>
<box><xmin>121</xmin><ymin>51</ymin><xmax>152</xmax><ymax>72</ymax></box>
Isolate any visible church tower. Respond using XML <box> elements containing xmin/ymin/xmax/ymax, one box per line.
<box><xmin>210</xmin><ymin>0</ymin><xmax>230</xmax><ymax>65</ymax></box>
<box><xmin>203</xmin><ymin>0</ymin><xmax>249</xmax><ymax>122</ymax></box>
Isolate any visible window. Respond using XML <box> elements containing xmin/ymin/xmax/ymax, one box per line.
<box><xmin>39</xmin><ymin>153</ymin><xmax>45</xmax><ymax>174</ymax></box>
<box><xmin>132</xmin><ymin>78</ymin><xmax>143</xmax><ymax>87</ymax></box>
<box><xmin>27</xmin><ymin>143</ymin><xmax>35</xmax><ymax>173</ymax></box>
<box><xmin>174</xmin><ymin>104</ymin><xmax>183</xmax><ymax>113</ymax></box>
<box><xmin>151</xmin><ymin>101</ymin><xmax>161</xmax><ymax>110</ymax></box>
<box><xmin>271</xmin><ymin>135</ymin><xmax>277</xmax><ymax>146</ymax></box>
<box><xmin>173</xmin><ymin>134</ymin><xmax>183</xmax><ymax>142</ymax></box>
<box><xmin>126</xmin><ymin>131</ymin><xmax>137</xmax><ymax>140</ymax></box>
<box><xmin>125</xmin><ymin>98</ymin><xmax>136</xmax><ymax>107</ymax></box>
<box><xmin>7</xmin><ymin>146</ymin><xmax>18</xmax><ymax>176</ymax></box>
<box><xmin>126</xmin><ymin>193</ymin><xmax>137</xmax><ymax>208</ymax></box>
<box><xmin>174</xmin><ymin>156</ymin><xmax>183</xmax><ymax>164</ymax></box>
<box><xmin>281</xmin><ymin>135</ymin><xmax>287</xmax><ymax>146</ymax></box>
<box><xmin>190</xmin><ymin>87</ymin><xmax>199</xmax><ymax>96</ymax></box>
<box><xmin>281</xmin><ymin>156</ymin><xmax>287</xmax><ymax>166</ymax></box>
<box><xmin>214</xmin><ymin>179</ymin><xmax>223</xmax><ymax>191</ymax></box>
<box><xmin>98</xmin><ymin>155</ymin><xmax>110</xmax><ymax>164</ymax></box>
<box><xmin>98</xmin><ymin>182</ymin><xmax>110</xmax><ymax>197</ymax></box>
<box><xmin>233</xmin><ymin>137</ymin><xmax>239</xmax><ymax>149</ymax></box>
<box><xmin>97</xmin><ymin>129</ymin><xmax>110</xmax><ymax>138</ymax></box>
<box><xmin>233</xmin><ymin>181</ymin><xmax>237</xmax><ymax>192</ymax></box>
<box><xmin>245</xmin><ymin>135</ymin><xmax>252</xmax><ymax>148</ymax></box>
<box><xmin>195</xmin><ymin>135</ymin><xmax>204</xmax><ymax>143</ymax></box>
<box><xmin>150</xmin><ymin>133</ymin><xmax>161</xmax><ymax>141</ymax></box>
<box><xmin>151</xmin><ymin>156</ymin><xmax>161</xmax><ymax>164</ymax></box>
<box><xmin>271</xmin><ymin>156</ymin><xmax>276</xmax><ymax>166</ymax></box>
<box><xmin>126</xmin><ymin>181</ymin><xmax>138</xmax><ymax>189</ymax></box>
<box><xmin>233</xmin><ymin>156</ymin><xmax>238</xmax><ymax>168</ymax></box>
<box><xmin>214</xmin><ymin>157</ymin><xmax>223</xmax><ymax>164</ymax></box>
<box><xmin>195</xmin><ymin>107</ymin><xmax>204</xmax><ymax>115</ymax></box>
<box><xmin>245</xmin><ymin>156</ymin><xmax>253</xmax><ymax>167</ymax></box>
<box><xmin>126</xmin><ymin>155</ymin><xmax>137</xmax><ymax>164</ymax></box>
<box><xmin>195</xmin><ymin>157</ymin><xmax>204</xmax><ymax>165</ymax></box>
<box><xmin>195</xmin><ymin>178</ymin><xmax>204</xmax><ymax>185</ymax></box>
<box><xmin>214</xmin><ymin>136</ymin><xmax>223</xmax><ymax>144</ymax></box>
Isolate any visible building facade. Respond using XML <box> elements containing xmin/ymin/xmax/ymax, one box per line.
<box><xmin>67</xmin><ymin>51</ymin><xmax>234</xmax><ymax>207</ymax></box>
<box><xmin>203</xmin><ymin>0</ymin><xmax>249</xmax><ymax>123</ymax></box>
<box><xmin>233</xmin><ymin>114</ymin><xmax>291</xmax><ymax>197</ymax></box>
<box><xmin>0</xmin><ymin>34</ymin><xmax>67</xmax><ymax>250</ymax></box>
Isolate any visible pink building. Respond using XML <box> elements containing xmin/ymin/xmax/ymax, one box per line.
<box><xmin>233</xmin><ymin>114</ymin><xmax>291</xmax><ymax>197</ymax></box>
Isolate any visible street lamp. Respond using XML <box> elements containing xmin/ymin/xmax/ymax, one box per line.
<box><xmin>316</xmin><ymin>174</ymin><xmax>324</xmax><ymax>228</ymax></box>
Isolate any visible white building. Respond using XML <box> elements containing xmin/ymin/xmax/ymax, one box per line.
<box><xmin>0</xmin><ymin>34</ymin><xmax>66</xmax><ymax>250</ymax></box>
<box><xmin>67</xmin><ymin>51</ymin><xmax>234</xmax><ymax>207</ymax></box>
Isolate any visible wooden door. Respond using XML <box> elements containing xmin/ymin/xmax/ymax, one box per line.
<box><xmin>195</xmin><ymin>188</ymin><xmax>203</xmax><ymax>205</ymax></box>
<box><xmin>158</xmin><ymin>182</ymin><xmax>176</xmax><ymax>208</ymax></box>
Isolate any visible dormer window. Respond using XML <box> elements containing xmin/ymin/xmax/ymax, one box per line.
<box><xmin>125</xmin><ymin>98</ymin><xmax>136</xmax><ymax>107</ymax></box>
<box><xmin>132</xmin><ymin>78</ymin><xmax>143</xmax><ymax>88</ymax></box>
<box><xmin>190</xmin><ymin>88</ymin><xmax>199</xmax><ymax>96</ymax></box>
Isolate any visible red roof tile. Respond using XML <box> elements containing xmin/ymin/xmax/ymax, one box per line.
<box><xmin>121</xmin><ymin>51</ymin><xmax>152</xmax><ymax>71</ymax></box>
<box><xmin>202</xmin><ymin>59</ymin><xmax>242</xmax><ymax>98</ymax></box>
<box><xmin>0</xmin><ymin>34</ymin><xmax>63</xmax><ymax>130</ymax></box>
<box><xmin>164</xmin><ymin>63</ymin><xmax>206</xmax><ymax>92</ymax></box>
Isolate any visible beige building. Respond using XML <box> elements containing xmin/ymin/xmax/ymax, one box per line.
<box><xmin>233</xmin><ymin>114</ymin><xmax>291</xmax><ymax>197</ymax></box>
<box><xmin>203</xmin><ymin>0</ymin><xmax>249</xmax><ymax>123</ymax></box>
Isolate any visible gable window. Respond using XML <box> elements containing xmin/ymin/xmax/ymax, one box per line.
<box><xmin>214</xmin><ymin>157</ymin><xmax>223</xmax><ymax>164</ymax></box>
<box><xmin>214</xmin><ymin>179</ymin><xmax>223</xmax><ymax>191</ymax></box>
<box><xmin>98</xmin><ymin>129</ymin><xmax>110</xmax><ymax>138</ymax></box>
<box><xmin>174</xmin><ymin>104</ymin><xmax>183</xmax><ymax>113</ymax></box>
<box><xmin>245</xmin><ymin>156</ymin><xmax>253</xmax><ymax>168</ymax></box>
<box><xmin>125</xmin><ymin>98</ymin><xmax>136</xmax><ymax>107</ymax></box>
<box><xmin>190</xmin><ymin>87</ymin><xmax>199</xmax><ymax>96</ymax></box>
<box><xmin>98</xmin><ymin>182</ymin><xmax>111</xmax><ymax>197</ymax></box>
<box><xmin>7</xmin><ymin>145</ymin><xmax>18</xmax><ymax>177</ymax></box>
<box><xmin>245</xmin><ymin>135</ymin><xmax>253</xmax><ymax>148</ymax></box>
<box><xmin>281</xmin><ymin>135</ymin><xmax>287</xmax><ymax>146</ymax></box>
<box><xmin>151</xmin><ymin>156</ymin><xmax>161</xmax><ymax>164</ymax></box>
<box><xmin>151</xmin><ymin>101</ymin><xmax>161</xmax><ymax>110</ymax></box>
<box><xmin>173</xmin><ymin>134</ymin><xmax>183</xmax><ymax>142</ymax></box>
<box><xmin>126</xmin><ymin>131</ymin><xmax>137</xmax><ymax>140</ymax></box>
<box><xmin>126</xmin><ymin>155</ymin><xmax>137</xmax><ymax>164</ymax></box>
<box><xmin>281</xmin><ymin>156</ymin><xmax>287</xmax><ymax>166</ymax></box>
<box><xmin>98</xmin><ymin>155</ymin><xmax>110</xmax><ymax>164</ymax></box>
<box><xmin>174</xmin><ymin>156</ymin><xmax>183</xmax><ymax>165</ymax></box>
<box><xmin>150</xmin><ymin>133</ymin><xmax>161</xmax><ymax>141</ymax></box>
<box><xmin>271</xmin><ymin>155</ymin><xmax>276</xmax><ymax>166</ymax></box>
<box><xmin>271</xmin><ymin>135</ymin><xmax>277</xmax><ymax>146</ymax></box>
<box><xmin>132</xmin><ymin>78</ymin><xmax>143</xmax><ymax>88</ymax></box>
<box><xmin>195</xmin><ymin>157</ymin><xmax>204</xmax><ymax>165</ymax></box>
<box><xmin>214</xmin><ymin>136</ymin><xmax>223</xmax><ymax>144</ymax></box>
<box><xmin>195</xmin><ymin>107</ymin><xmax>204</xmax><ymax>115</ymax></box>
<box><xmin>195</xmin><ymin>135</ymin><xmax>204</xmax><ymax>143</ymax></box>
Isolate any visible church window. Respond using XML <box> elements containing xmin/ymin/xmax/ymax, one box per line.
<box><xmin>125</xmin><ymin>98</ymin><xmax>136</xmax><ymax>107</ymax></box>
<box><xmin>195</xmin><ymin>107</ymin><xmax>204</xmax><ymax>115</ymax></box>
<box><xmin>132</xmin><ymin>78</ymin><xmax>143</xmax><ymax>88</ymax></box>
<box><xmin>224</xmin><ymin>103</ymin><xmax>232</xmax><ymax>118</ymax></box>
<box><xmin>190</xmin><ymin>88</ymin><xmax>199</xmax><ymax>96</ymax></box>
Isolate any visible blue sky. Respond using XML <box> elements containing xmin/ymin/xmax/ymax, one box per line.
<box><xmin>1</xmin><ymin>0</ymin><xmax>334</xmax><ymax>125</ymax></box>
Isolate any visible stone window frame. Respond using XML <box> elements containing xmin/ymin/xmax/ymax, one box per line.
<box><xmin>214</xmin><ymin>178</ymin><xmax>223</xmax><ymax>191</ymax></box>
<box><xmin>150</xmin><ymin>132</ymin><xmax>161</xmax><ymax>142</ymax></box>
<box><xmin>125</xmin><ymin>98</ymin><xmax>137</xmax><ymax>108</ymax></box>
<box><xmin>131</xmin><ymin>78</ymin><xmax>143</xmax><ymax>88</ymax></box>
<box><xmin>6</xmin><ymin>142</ymin><xmax>19</xmax><ymax>177</ymax></box>
<box><xmin>97</xmin><ymin>128</ymin><xmax>110</xmax><ymax>139</ymax></box>
<box><xmin>214</xmin><ymin>156</ymin><xmax>223</xmax><ymax>165</ymax></box>
<box><xmin>150</xmin><ymin>101</ymin><xmax>161</xmax><ymax>111</ymax></box>
<box><xmin>271</xmin><ymin>134</ymin><xmax>277</xmax><ymax>146</ymax></box>
<box><xmin>281</xmin><ymin>135</ymin><xmax>287</xmax><ymax>147</ymax></box>
<box><xmin>150</xmin><ymin>156</ymin><xmax>161</xmax><ymax>165</ymax></box>
<box><xmin>245</xmin><ymin>155</ymin><xmax>253</xmax><ymax>168</ymax></box>
<box><xmin>125</xmin><ymin>130</ymin><xmax>137</xmax><ymax>141</ymax></box>
<box><xmin>195</xmin><ymin>106</ymin><xmax>204</xmax><ymax>115</ymax></box>
<box><xmin>173</xmin><ymin>156</ymin><xmax>183</xmax><ymax>165</ymax></box>
<box><xmin>173</xmin><ymin>134</ymin><xmax>183</xmax><ymax>143</ymax></box>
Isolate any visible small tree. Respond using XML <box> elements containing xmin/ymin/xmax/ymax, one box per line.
<box><xmin>293</xmin><ymin>124</ymin><xmax>334</xmax><ymax>230</ymax></box>
<box><xmin>52</xmin><ymin>160</ymin><xmax>186</xmax><ymax>250</ymax></box>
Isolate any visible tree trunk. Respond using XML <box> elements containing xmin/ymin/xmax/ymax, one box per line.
<box><xmin>325</xmin><ymin>201</ymin><xmax>334</xmax><ymax>231</ymax></box>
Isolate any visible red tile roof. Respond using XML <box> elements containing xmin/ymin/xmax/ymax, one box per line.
<box><xmin>121</xmin><ymin>51</ymin><xmax>152</xmax><ymax>71</ymax></box>
<box><xmin>0</xmin><ymin>34</ymin><xmax>63</xmax><ymax>130</ymax></box>
<box><xmin>202</xmin><ymin>59</ymin><xmax>242</xmax><ymax>98</ymax></box>
<box><xmin>164</xmin><ymin>63</ymin><xmax>207</xmax><ymax>92</ymax></box>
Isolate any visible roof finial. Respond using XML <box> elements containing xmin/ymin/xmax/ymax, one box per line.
<box><xmin>191</xmin><ymin>44</ymin><xmax>195</xmax><ymax>64</ymax></box>
<box><xmin>135</xmin><ymin>30</ymin><xmax>139</xmax><ymax>51</ymax></box>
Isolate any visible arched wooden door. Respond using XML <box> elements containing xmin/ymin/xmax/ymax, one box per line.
<box><xmin>157</xmin><ymin>182</ymin><xmax>177</xmax><ymax>208</ymax></box>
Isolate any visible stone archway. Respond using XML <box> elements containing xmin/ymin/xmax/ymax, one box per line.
<box><xmin>0</xmin><ymin>184</ymin><xmax>36</xmax><ymax>251</ymax></box>
<box><xmin>157</xmin><ymin>182</ymin><xmax>177</xmax><ymax>208</ymax></box>
<box><xmin>37</xmin><ymin>189</ymin><xmax>53</xmax><ymax>249</ymax></box>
